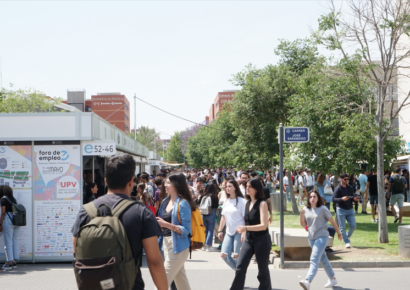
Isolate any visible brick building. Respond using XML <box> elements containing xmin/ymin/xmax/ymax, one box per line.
<box><xmin>208</xmin><ymin>90</ymin><xmax>237</xmax><ymax>122</ymax></box>
<box><xmin>64</xmin><ymin>90</ymin><xmax>131</xmax><ymax>134</ymax></box>
<box><xmin>91</xmin><ymin>93</ymin><xmax>131</xmax><ymax>133</ymax></box>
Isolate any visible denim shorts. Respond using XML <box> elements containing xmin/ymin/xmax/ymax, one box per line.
<box><xmin>390</xmin><ymin>194</ymin><xmax>404</xmax><ymax>208</ymax></box>
<box><xmin>369</xmin><ymin>195</ymin><xmax>378</xmax><ymax>205</ymax></box>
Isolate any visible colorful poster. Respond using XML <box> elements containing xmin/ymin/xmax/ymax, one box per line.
<box><xmin>33</xmin><ymin>145</ymin><xmax>81</xmax><ymax>257</ymax></box>
<box><xmin>0</xmin><ymin>145</ymin><xmax>33</xmax><ymax>260</ymax></box>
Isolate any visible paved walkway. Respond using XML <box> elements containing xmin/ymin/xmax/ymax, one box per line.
<box><xmin>0</xmin><ymin>249</ymin><xmax>407</xmax><ymax>289</ymax></box>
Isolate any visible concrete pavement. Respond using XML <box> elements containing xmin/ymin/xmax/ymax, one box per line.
<box><xmin>0</xmin><ymin>249</ymin><xmax>407</xmax><ymax>289</ymax></box>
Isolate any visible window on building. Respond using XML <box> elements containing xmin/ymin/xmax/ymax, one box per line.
<box><xmin>124</xmin><ymin>103</ymin><xmax>129</xmax><ymax>111</ymax></box>
<box><xmin>216</xmin><ymin>101</ymin><xmax>219</xmax><ymax>107</ymax></box>
<box><xmin>385</xmin><ymin>84</ymin><xmax>398</xmax><ymax>101</ymax></box>
<box><xmin>216</xmin><ymin>111</ymin><xmax>219</xmax><ymax>118</ymax></box>
<box><xmin>391</xmin><ymin>118</ymin><xmax>399</xmax><ymax>136</ymax></box>
<box><xmin>125</xmin><ymin>114</ymin><xmax>129</xmax><ymax>121</ymax></box>
<box><xmin>125</xmin><ymin>125</ymin><xmax>129</xmax><ymax>132</ymax></box>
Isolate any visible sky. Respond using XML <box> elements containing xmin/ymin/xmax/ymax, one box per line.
<box><xmin>0</xmin><ymin>0</ymin><xmax>335</xmax><ymax>139</ymax></box>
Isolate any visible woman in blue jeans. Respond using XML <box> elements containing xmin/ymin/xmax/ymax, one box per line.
<box><xmin>0</xmin><ymin>185</ymin><xmax>20</xmax><ymax>271</ymax></box>
<box><xmin>198</xmin><ymin>181</ymin><xmax>219</xmax><ymax>251</ymax></box>
<box><xmin>217</xmin><ymin>179</ymin><xmax>246</xmax><ymax>270</ymax></box>
<box><xmin>299</xmin><ymin>190</ymin><xmax>343</xmax><ymax>290</ymax></box>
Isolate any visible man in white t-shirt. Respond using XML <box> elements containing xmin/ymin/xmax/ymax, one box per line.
<box><xmin>238</xmin><ymin>171</ymin><xmax>249</xmax><ymax>196</ymax></box>
<box><xmin>306</xmin><ymin>169</ymin><xmax>315</xmax><ymax>193</ymax></box>
<box><xmin>283</xmin><ymin>172</ymin><xmax>291</xmax><ymax>202</ymax></box>
<box><xmin>214</xmin><ymin>170</ymin><xmax>220</xmax><ymax>185</ymax></box>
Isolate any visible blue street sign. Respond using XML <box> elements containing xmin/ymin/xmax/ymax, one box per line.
<box><xmin>284</xmin><ymin>127</ymin><xmax>309</xmax><ymax>143</ymax></box>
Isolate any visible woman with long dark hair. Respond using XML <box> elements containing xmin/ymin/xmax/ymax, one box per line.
<box><xmin>299</xmin><ymin>190</ymin><xmax>342</xmax><ymax>290</ymax></box>
<box><xmin>315</xmin><ymin>174</ymin><xmax>333</xmax><ymax>210</ymax></box>
<box><xmin>217</xmin><ymin>179</ymin><xmax>245</xmax><ymax>270</ymax></box>
<box><xmin>230</xmin><ymin>178</ymin><xmax>271</xmax><ymax>290</ymax></box>
<box><xmin>198</xmin><ymin>180</ymin><xmax>219</xmax><ymax>251</ymax></box>
<box><xmin>0</xmin><ymin>185</ymin><xmax>20</xmax><ymax>270</ymax></box>
<box><xmin>156</xmin><ymin>173</ymin><xmax>195</xmax><ymax>290</ymax></box>
<box><xmin>84</xmin><ymin>182</ymin><xmax>97</xmax><ymax>204</ymax></box>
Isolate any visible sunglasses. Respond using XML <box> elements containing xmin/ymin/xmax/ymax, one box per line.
<box><xmin>343</xmin><ymin>178</ymin><xmax>349</xmax><ymax>181</ymax></box>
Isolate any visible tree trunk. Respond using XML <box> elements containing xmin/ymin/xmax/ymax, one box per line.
<box><xmin>287</xmin><ymin>171</ymin><xmax>299</xmax><ymax>213</ymax></box>
<box><xmin>377</xmin><ymin>132</ymin><xmax>389</xmax><ymax>243</ymax></box>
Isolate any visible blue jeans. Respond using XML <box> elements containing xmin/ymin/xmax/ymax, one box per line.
<box><xmin>336</xmin><ymin>208</ymin><xmax>356</xmax><ymax>244</ymax></box>
<box><xmin>306</xmin><ymin>236</ymin><xmax>335</xmax><ymax>282</ymax></box>
<box><xmin>285</xmin><ymin>186</ymin><xmax>290</xmax><ymax>201</ymax></box>
<box><xmin>202</xmin><ymin>210</ymin><xmax>216</xmax><ymax>246</ymax></box>
<box><xmin>221</xmin><ymin>232</ymin><xmax>242</xmax><ymax>270</ymax></box>
<box><xmin>325</xmin><ymin>202</ymin><xmax>330</xmax><ymax>210</ymax></box>
<box><xmin>4</xmin><ymin>214</ymin><xmax>20</xmax><ymax>262</ymax></box>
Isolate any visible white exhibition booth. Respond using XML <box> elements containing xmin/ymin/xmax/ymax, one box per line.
<box><xmin>0</xmin><ymin>112</ymin><xmax>149</xmax><ymax>263</ymax></box>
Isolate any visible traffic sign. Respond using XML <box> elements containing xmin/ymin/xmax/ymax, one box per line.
<box><xmin>284</xmin><ymin>127</ymin><xmax>309</xmax><ymax>143</ymax></box>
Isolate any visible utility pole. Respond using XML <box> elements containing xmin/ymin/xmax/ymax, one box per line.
<box><xmin>134</xmin><ymin>93</ymin><xmax>137</xmax><ymax>140</ymax></box>
<box><xmin>154</xmin><ymin>128</ymin><xmax>157</xmax><ymax>152</ymax></box>
<box><xmin>279</xmin><ymin>123</ymin><xmax>284</xmax><ymax>269</ymax></box>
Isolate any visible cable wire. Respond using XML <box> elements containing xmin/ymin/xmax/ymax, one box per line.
<box><xmin>135</xmin><ymin>96</ymin><xmax>232</xmax><ymax>133</ymax></box>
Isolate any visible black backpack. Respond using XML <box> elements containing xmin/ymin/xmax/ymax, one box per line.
<box><xmin>392</xmin><ymin>175</ymin><xmax>404</xmax><ymax>194</ymax></box>
<box><xmin>2</xmin><ymin>196</ymin><xmax>26</xmax><ymax>226</ymax></box>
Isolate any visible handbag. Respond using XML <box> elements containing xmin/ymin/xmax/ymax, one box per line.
<box><xmin>199</xmin><ymin>196</ymin><xmax>212</xmax><ymax>215</ymax></box>
<box><xmin>324</xmin><ymin>180</ymin><xmax>333</xmax><ymax>195</ymax></box>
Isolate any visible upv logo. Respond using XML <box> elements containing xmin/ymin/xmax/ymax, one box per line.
<box><xmin>61</xmin><ymin>150</ymin><xmax>69</xmax><ymax>161</ymax></box>
<box><xmin>0</xmin><ymin>147</ymin><xmax>5</xmax><ymax>154</ymax></box>
<box><xmin>286</xmin><ymin>129</ymin><xmax>291</xmax><ymax>134</ymax></box>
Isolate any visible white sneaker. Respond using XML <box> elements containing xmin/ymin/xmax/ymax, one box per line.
<box><xmin>324</xmin><ymin>277</ymin><xmax>338</xmax><ymax>288</ymax></box>
<box><xmin>1</xmin><ymin>263</ymin><xmax>12</xmax><ymax>271</ymax></box>
<box><xmin>206</xmin><ymin>247</ymin><xmax>218</xmax><ymax>252</ymax></box>
<box><xmin>345</xmin><ymin>243</ymin><xmax>351</xmax><ymax>248</ymax></box>
<box><xmin>372</xmin><ymin>219</ymin><xmax>376</xmax><ymax>222</ymax></box>
<box><xmin>299</xmin><ymin>279</ymin><xmax>310</xmax><ymax>290</ymax></box>
<box><xmin>201</xmin><ymin>245</ymin><xmax>208</xmax><ymax>251</ymax></box>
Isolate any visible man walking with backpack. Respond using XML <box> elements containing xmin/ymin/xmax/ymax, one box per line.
<box><xmin>72</xmin><ymin>154</ymin><xmax>167</xmax><ymax>290</ymax></box>
<box><xmin>387</xmin><ymin>168</ymin><xmax>408</xmax><ymax>224</ymax></box>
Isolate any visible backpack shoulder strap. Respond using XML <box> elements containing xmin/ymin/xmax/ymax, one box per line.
<box><xmin>177</xmin><ymin>200</ymin><xmax>181</xmax><ymax>224</ymax></box>
<box><xmin>2</xmin><ymin>196</ymin><xmax>14</xmax><ymax>204</ymax></box>
<box><xmin>112</xmin><ymin>199</ymin><xmax>137</xmax><ymax>217</ymax></box>
<box><xmin>83</xmin><ymin>202</ymin><xmax>98</xmax><ymax>219</ymax></box>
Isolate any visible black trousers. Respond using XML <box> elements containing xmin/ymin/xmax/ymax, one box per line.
<box><xmin>230</xmin><ymin>234</ymin><xmax>272</xmax><ymax>290</ymax></box>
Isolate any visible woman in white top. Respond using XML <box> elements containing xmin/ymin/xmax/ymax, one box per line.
<box><xmin>218</xmin><ymin>180</ymin><xmax>228</xmax><ymax>205</ymax></box>
<box><xmin>217</xmin><ymin>179</ymin><xmax>246</xmax><ymax>270</ymax></box>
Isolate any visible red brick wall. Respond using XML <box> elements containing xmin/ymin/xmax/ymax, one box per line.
<box><xmin>91</xmin><ymin>94</ymin><xmax>131</xmax><ymax>133</ymax></box>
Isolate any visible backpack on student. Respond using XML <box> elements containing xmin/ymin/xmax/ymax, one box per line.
<box><xmin>73</xmin><ymin>199</ymin><xmax>138</xmax><ymax>290</ymax></box>
<box><xmin>199</xmin><ymin>195</ymin><xmax>212</xmax><ymax>215</ymax></box>
<box><xmin>393</xmin><ymin>174</ymin><xmax>404</xmax><ymax>194</ymax></box>
<box><xmin>177</xmin><ymin>200</ymin><xmax>206</xmax><ymax>255</ymax></box>
<box><xmin>2</xmin><ymin>196</ymin><xmax>26</xmax><ymax>227</ymax></box>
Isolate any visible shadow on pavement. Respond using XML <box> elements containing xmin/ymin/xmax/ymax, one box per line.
<box><xmin>334</xmin><ymin>287</ymin><xmax>371</xmax><ymax>290</ymax></box>
<box><xmin>244</xmin><ymin>288</ymin><xmax>288</xmax><ymax>290</ymax></box>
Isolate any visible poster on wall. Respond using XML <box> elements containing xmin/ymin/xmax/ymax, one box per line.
<box><xmin>33</xmin><ymin>145</ymin><xmax>81</xmax><ymax>257</ymax></box>
<box><xmin>0</xmin><ymin>145</ymin><xmax>33</xmax><ymax>260</ymax></box>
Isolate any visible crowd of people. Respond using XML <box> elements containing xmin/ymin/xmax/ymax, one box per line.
<box><xmin>1</xmin><ymin>158</ymin><xmax>408</xmax><ymax>289</ymax></box>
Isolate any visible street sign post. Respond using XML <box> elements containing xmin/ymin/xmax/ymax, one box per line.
<box><xmin>278</xmin><ymin>125</ymin><xmax>310</xmax><ymax>269</ymax></box>
<box><xmin>284</xmin><ymin>127</ymin><xmax>309</xmax><ymax>143</ymax></box>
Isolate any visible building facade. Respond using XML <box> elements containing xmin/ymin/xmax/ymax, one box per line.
<box><xmin>91</xmin><ymin>93</ymin><xmax>131</xmax><ymax>134</ymax></box>
<box><xmin>208</xmin><ymin>90</ymin><xmax>237</xmax><ymax>122</ymax></box>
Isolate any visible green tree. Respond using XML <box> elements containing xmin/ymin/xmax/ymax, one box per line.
<box><xmin>166</xmin><ymin>133</ymin><xmax>185</xmax><ymax>164</ymax></box>
<box><xmin>129</xmin><ymin>126</ymin><xmax>163</xmax><ymax>153</ymax></box>
<box><xmin>0</xmin><ymin>87</ymin><xmax>62</xmax><ymax>112</ymax></box>
<box><xmin>312</xmin><ymin>0</ymin><xmax>410</xmax><ymax>243</ymax></box>
<box><xmin>186</xmin><ymin>110</ymin><xmax>238</xmax><ymax>168</ymax></box>
<box><xmin>287</xmin><ymin>56</ymin><xmax>404</xmax><ymax>174</ymax></box>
